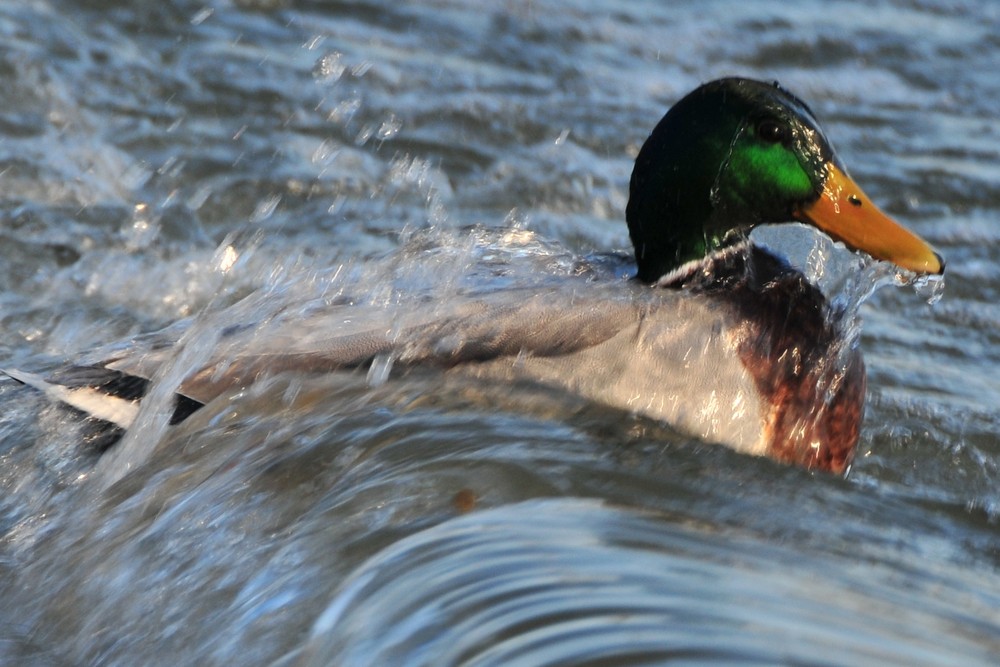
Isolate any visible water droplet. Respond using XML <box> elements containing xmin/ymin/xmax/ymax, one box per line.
<box><xmin>122</xmin><ymin>202</ymin><xmax>160</xmax><ymax>251</ymax></box>
<box><xmin>351</xmin><ymin>61</ymin><xmax>373</xmax><ymax>77</ymax></box>
<box><xmin>354</xmin><ymin>124</ymin><xmax>374</xmax><ymax>146</ymax></box>
<box><xmin>190</xmin><ymin>7</ymin><xmax>214</xmax><ymax>26</ymax></box>
<box><xmin>215</xmin><ymin>244</ymin><xmax>238</xmax><ymax>273</ymax></box>
<box><xmin>314</xmin><ymin>51</ymin><xmax>346</xmax><ymax>83</ymax></box>
<box><xmin>327</xmin><ymin>97</ymin><xmax>362</xmax><ymax>125</ymax></box>
<box><xmin>504</xmin><ymin>207</ymin><xmax>529</xmax><ymax>230</ymax></box>
<box><xmin>303</xmin><ymin>35</ymin><xmax>325</xmax><ymax>51</ymax></box>
<box><xmin>912</xmin><ymin>272</ymin><xmax>946</xmax><ymax>305</ymax></box>
<box><xmin>367</xmin><ymin>354</ymin><xmax>394</xmax><ymax>387</ymax></box>
<box><xmin>377</xmin><ymin>114</ymin><xmax>402</xmax><ymax>141</ymax></box>
<box><xmin>249</xmin><ymin>194</ymin><xmax>281</xmax><ymax>223</ymax></box>
<box><xmin>311</xmin><ymin>138</ymin><xmax>340</xmax><ymax>166</ymax></box>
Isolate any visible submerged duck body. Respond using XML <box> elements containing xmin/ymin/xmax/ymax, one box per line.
<box><xmin>4</xmin><ymin>78</ymin><xmax>943</xmax><ymax>474</ymax></box>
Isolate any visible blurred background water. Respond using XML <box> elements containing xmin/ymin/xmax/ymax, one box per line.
<box><xmin>0</xmin><ymin>0</ymin><xmax>997</xmax><ymax>664</ymax></box>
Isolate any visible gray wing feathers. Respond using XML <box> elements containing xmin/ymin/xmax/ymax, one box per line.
<box><xmin>105</xmin><ymin>291</ymin><xmax>641</xmax><ymax>404</ymax></box>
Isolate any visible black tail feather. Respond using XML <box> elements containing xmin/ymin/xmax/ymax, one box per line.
<box><xmin>6</xmin><ymin>365</ymin><xmax>206</xmax><ymax>452</ymax></box>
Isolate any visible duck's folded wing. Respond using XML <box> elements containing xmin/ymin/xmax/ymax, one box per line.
<box><xmin>105</xmin><ymin>289</ymin><xmax>645</xmax><ymax>405</ymax></box>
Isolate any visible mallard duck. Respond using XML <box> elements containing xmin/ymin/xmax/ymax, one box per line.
<box><xmin>4</xmin><ymin>77</ymin><xmax>942</xmax><ymax>473</ymax></box>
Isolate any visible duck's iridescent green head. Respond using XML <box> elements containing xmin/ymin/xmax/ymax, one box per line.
<box><xmin>626</xmin><ymin>77</ymin><xmax>943</xmax><ymax>283</ymax></box>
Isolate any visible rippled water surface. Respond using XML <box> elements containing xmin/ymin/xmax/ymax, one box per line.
<box><xmin>0</xmin><ymin>0</ymin><xmax>998</xmax><ymax>665</ymax></box>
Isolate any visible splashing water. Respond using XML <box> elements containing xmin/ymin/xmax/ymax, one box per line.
<box><xmin>753</xmin><ymin>221</ymin><xmax>946</xmax><ymax>314</ymax></box>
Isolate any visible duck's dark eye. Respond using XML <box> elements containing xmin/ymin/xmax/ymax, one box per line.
<box><xmin>756</xmin><ymin>119</ymin><xmax>786</xmax><ymax>143</ymax></box>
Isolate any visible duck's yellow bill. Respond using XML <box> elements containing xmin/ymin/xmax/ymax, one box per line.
<box><xmin>794</xmin><ymin>163</ymin><xmax>944</xmax><ymax>275</ymax></box>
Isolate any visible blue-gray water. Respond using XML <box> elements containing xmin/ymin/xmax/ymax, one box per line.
<box><xmin>0</xmin><ymin>0</ymin><xmax>998</xmax><ymax>665</ymax></box>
